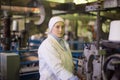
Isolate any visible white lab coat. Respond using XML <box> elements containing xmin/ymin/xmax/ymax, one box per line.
<box><xmin>38</xmin><ymin>35</ymin><xmax>74</xmax><ymax>80</ymax></box>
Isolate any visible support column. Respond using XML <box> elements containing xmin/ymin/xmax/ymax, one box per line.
<box><xmin>2</xmin><ymin>15</ymin><xmax>11</xmax><ymax>51</ymax></box>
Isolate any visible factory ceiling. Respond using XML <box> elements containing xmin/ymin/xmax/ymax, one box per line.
<box><xmin>0</xmin><ymin>0</ymin><xmax>120</xmax><ymax>20</ymax></box>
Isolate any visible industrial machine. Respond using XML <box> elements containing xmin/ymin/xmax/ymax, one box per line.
<box><xmin>83</xmin><ymin>43</ymin><xmax>102</xmax><ymax>80</ymax></box>
<box><xmin>82</xmin><ymin>20</ymin><xmax>120</xmax><ymax>80</ymax></box>
<box><xmin>0</xmin><ymin>0</ymin><xmax>120</xmax><ymax>80</ymax></box>
<box><xmin>101</xmin><ymin>20</ymin><xmax>120</xmax><ymax>80</ymax></box>
<box><xmin>0</xmin><ymin>0</ymin><xmax>48</xmax><ymax>79</ymax></box>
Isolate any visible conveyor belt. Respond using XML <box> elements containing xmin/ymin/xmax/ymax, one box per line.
<box><xmin>20</xmin><ymin>70</ymin><xmax>39</xmax><ymax>80</ymax></box>
<box><xmin>20</xmin><ymin>66</ymin><xmax>39</xmax><ymax>80</ymax></box>
<box><xmin>19</xmin><ymin>59</ymin><xmax>39</xmax><ymax>80</ymax></box>
<box><xmin>20</xmin><ymin>66</ymin><xmax>39</xmax><ymax>73</ymax></box>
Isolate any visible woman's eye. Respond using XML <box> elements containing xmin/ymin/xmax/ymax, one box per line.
<box><xmin>56</xmin><ymin>26</ymin><xmax>60</xmax><ymax>28</ymax></box>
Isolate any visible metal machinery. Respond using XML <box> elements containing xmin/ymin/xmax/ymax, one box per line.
<box><xmin>0</xmin><ymin>0</ymin><xmax>51</xmax><ymax>80</ymax></box>
<box><xmin>100</xmin><ymin>1</ymin><xmax>120</xmax><ymax>80</ymax></box>
<box><xmin>83</xmin><ymin>41</ymin><xmax>120</xmax><ymax>80</ymax></box>
<box><xmin>0</xmin><ymin>14</ymin><xmax>40</xmax><ymax>80</ymax></box>
<box><xmin>0</xmin><ymin>0</ymin><xmax>120</xmax><ymax>80</ymax></box>
<box><xmin>101</xmin><ymin>41</ymin><xmax>120</xmax><ymax>80</ymax></box>
<box><xmin>84</xmin><ymin>1</ymin><xmax>120</xmax><ymax>80</ymax></box>
<box><xmin>81</xmin><ymin>0</ymin><xmax>120</xmax><ymax>80</ymax></box>
<box><xmin>83</xmin><ymin>42</ymin><xmax>103</xmax><ymax>80</ymax></box>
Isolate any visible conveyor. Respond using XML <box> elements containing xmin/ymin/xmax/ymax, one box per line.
<box><xmin>18</xmin><ymin>49</ymin><xmax>39</xmax><ymax>80</ymax></box>
<box><xmin>19</xmin><ymin>61</ymin><xmax>39</xmax><ymax>80</ymax></box>
<box><xmin>0</xmin><ymin>48</ymin><xmax>39</xmax><ymax>80</ymax></box>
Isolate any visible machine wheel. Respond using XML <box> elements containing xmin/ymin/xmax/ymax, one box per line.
<box><xmin>103</xmin><ymin>54</ymin><xmax>120</xmax><ymax>80</ymax></box>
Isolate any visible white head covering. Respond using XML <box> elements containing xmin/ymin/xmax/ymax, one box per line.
<box><xmin>48</xmin><ymin>16</ymin><xmax>64</xmax><ymax>32</ymax></box>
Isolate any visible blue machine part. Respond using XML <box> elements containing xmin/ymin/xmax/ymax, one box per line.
<box><xmin>20</xmin><ymin>71</ymin><xmax>39</xmax><ymax>80</ymax></box>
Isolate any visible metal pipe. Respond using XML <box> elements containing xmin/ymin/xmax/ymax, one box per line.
<box><xmin>1</xmin><ymin>5</ymin><xmax>40</xmax><ymax>13</ymax></box>
<box><xmin>96</xmin><ymin>10</ymin><xmax>101</xmax><ymax>50</ymax></box>
<box><xmin>2</xmin><ymin>15</ymin><xmax>11</xmax><ymax>51</ymax></box>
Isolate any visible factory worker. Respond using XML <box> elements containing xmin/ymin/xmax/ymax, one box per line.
<box><xmin>38</xmin><ymin>16</ymin><xmax>80</xmax><ymax>80</ymax></box>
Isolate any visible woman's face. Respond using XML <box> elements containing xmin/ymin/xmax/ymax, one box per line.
<box><xmin>51</xmin><ymin>21</ymin><xmax>65</xmax><ymax>38</ymax></box>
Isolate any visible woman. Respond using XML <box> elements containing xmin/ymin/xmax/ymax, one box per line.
<box><xmin>38</xmin><ymin>16</ymin><xmax>80</xmax><ymax>80</ymax></box>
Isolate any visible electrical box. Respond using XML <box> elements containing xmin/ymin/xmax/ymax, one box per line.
<box><xmin>0</xmin><ymin>53</ymin><xmax>20</xmax><ymax>80</ymax></box>
<box><xmin>104</xmin><ymin>0</ymin><xmax>120</xmax><ymax>8</ymax></box>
